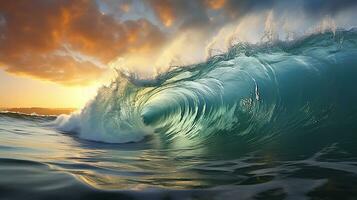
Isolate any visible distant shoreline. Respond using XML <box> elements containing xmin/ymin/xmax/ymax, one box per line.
<box><xmin>0</xmin><ymin>107</ymin><xmax>77</xmax><ymax>116</ymax></box>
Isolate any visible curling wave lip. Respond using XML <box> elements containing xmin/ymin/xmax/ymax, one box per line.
<box><xmin>55</xmin><ymin>29</ymin><xmax>357</xmax><ymax>145</ymax></box>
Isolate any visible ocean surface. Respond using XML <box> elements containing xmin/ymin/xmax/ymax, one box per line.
<box><xmin>1</xmin><ymin>30</ymin><xmax>357</xmax><ymax>200</ymax></box>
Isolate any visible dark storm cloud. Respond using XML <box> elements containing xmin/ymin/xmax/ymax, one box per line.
<box><xmin>147</xmin><ymin>0</ymin><xmax>357</xmax><ymax>27</ymax></box>
<box><xmin>302</xmin><ymin>0</ymin><xmax>357</xmax><ymax>16</ymax></box>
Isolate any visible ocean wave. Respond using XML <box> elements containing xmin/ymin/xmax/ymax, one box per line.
<box><xmin>54</xmin><ymin>29</ymin><xmax>357</xmax><ymax>144</ymax></box>
<box><xmin>0</xmin><ymin>111</ymin><xmax>57</xmax><ymax>121</ymax></box>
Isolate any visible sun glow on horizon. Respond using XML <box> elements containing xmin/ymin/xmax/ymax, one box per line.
<box><xmin>0</xmin><ymin>69</ymin><xmax>101</xmax><ymax>109</ymax></box>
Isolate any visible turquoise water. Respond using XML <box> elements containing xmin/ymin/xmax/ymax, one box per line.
<box><xmin>1</xmin><ymin>30</ymin><xmax>357</xmax><ymax>199</ymax></box>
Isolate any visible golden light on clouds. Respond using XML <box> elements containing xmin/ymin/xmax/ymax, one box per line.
<box><xmin>1</xmin><ymin>0</ymin><xmax>355</xmax><ymax>108</ymax></box>
<box><xmin>120</xmin><ymin>3</ymin><xmax>131</xmax><ymax>13</ymax></box>
<box><xmin>149</xmin><ymin>0</ymin><xmax>175</xmax><ymax>27</ymax></box>
<box><xmin>0</xmin><ymin>0</ymin><xmax>165</xmax><ymax>86</ymax></box>
<box><xmin>205</xmin><ymin>0</ymin><xmax>226</xmax><ymax>10</ymax></box>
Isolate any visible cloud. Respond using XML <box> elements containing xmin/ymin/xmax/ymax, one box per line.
<box><xmin>0</xmin><ymin>0</ymin><xmax>165</xmax><ymax>85</ymax></box>
<box><xmin>1</xmin><ymin>0</ymin><xmax>357</xmax><ymax>85</ymax></box>
<box><xmin>147</xmin><ymin>0</ymin><xmax>357</xmax><ymax>27</ymax></box>
<box><xmin>148</xmin><ymin>0</ymin><xmax>210</xmax><ymax>29</ymax></box>
<box><xmin>148</xmin><ymin>0</ymin><xmax>175</xmax><ymax>27</ymax></box>
<box><xmin>302</xmin><ymin>0</ymin><xmax>357</xmax><ymax>16</ymax></box>
<box><xmin>204</xmin><ymin>0</ymin><xmax>226</xmax><ymax>10</ymax></box>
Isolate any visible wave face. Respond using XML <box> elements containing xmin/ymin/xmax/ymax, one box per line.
<box><xmin>56</xmin><ymin>29</ymin><xmax>357</xmax><ymax>145</ymax></box>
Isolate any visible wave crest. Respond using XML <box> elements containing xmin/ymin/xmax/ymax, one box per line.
<box><xmin>55</xmin><ymin>29</ymin><xmax>357</xmax><ymax>144</ymax></box>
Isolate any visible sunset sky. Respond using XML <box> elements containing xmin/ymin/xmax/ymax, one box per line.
<box><xmin>1</xmin><ymin>0</ymin><xmax>356</xmax><ymax>108</ymax></box>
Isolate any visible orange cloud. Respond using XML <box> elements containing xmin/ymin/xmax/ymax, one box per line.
<box><xmin>120</xmin><ymin>3</ymin><xmax>131</xmax><ymax>13</ymax></box>
<box><xmin>205</xmin><ymin>0</ymin><xmax>226</xmax><ymax>10</ymax></box>
<box><xmin>4</xmin><ymin>54</ymin><xmax>103</xmax><ymax>85</ymax></box>
<box><xmin>149</xmin><ymin>0</ymin><xmax>175</xmax><ymax>27</ymax></box>
<box><xmin>0</xmin><ymin>0</ymin><xmax>165</xmax><ymax>85</ymax></box>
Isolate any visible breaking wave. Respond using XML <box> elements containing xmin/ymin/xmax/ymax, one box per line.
<box><xmin>55</xmin><ymin>29</ymin><xmax>357</xmax><ymax>145</ymax></box>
